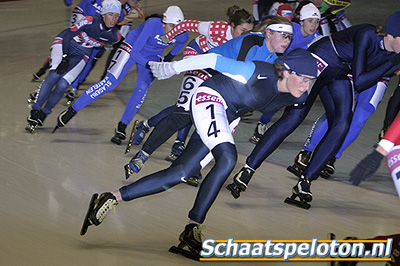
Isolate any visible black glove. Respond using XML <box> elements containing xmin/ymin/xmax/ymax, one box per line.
<box><xmin>349</xmin><ymin>150</ymin><xmax>384</xmax><ymax>186</ymax></box>
<box><xmin>56</xmin><ymin>54</ymin><xmax>69</xmax><ymax>74</ymax></box>
<box><xmin>389</xmin><ymin>53</ymin><xmax>400</xmax><ymax>65</ymax></box>
<box><xmin>163</xmin><ymin>52</ymin><xmax>174</xmax><ymax>62</ymax></box>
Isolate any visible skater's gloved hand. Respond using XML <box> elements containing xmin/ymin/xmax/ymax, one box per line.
<box><xmin>349</xmin><ymin>150</ymin><xmax>384</xmax><ymax>186</ymax></box>
<box><xmin>56</xmin><ymin>54</ymin><xmax>69</xmax><ymax>74</ymax></box>
<box><xmin>148</xmin><ymin>61</ymin><xmax>178</xmax><ymax>80</ymax></box>
<box><xmin>159</xmin><ymin>34</ymin><xmax>170</xmax><ymax>45</ymax></box>
<box><xmin>389</xmin><ymin>53</ymin><xmax>400</xmax><ymax>65</ymax></box>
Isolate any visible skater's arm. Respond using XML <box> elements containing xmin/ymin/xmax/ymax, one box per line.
<box><xmin>149</xmin><ymin>53</ymin><xmax>256</xmax><ymax>81</ymax></box>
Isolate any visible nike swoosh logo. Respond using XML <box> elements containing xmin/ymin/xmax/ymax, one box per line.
<box><xmin>257</xmin><ymin>74</ymin><xmax>268</xmax><ymax>79</ymax></box>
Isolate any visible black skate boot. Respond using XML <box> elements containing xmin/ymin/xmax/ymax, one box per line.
<box><xmin>27</xmin><ymin>89</ymin><xmax>39</xmax><ymax>103</ymax></box>
<box><xmin>25</xmin><ymin>109</ymin><xmax>40</xmax><ymax>133</ymax></box>
<box><xmin>284</xmin><ymin>176</ymin><xmax>312</xmax><ymax>209</ymax></box>
<box><xmin>249</xmin><ymin>122</ymin><xmax>268</xmax><ymax>144</ymax></box>
<box><xmin>184</xmin><ymin>171</ymin><xmax>202</xmax><ymax>187</ymax></box>
<box><xmin>287</xmin><ymin>150</ymin><xmax>312</xmax><ymax>177</ymax></box>
<box><xmin>66</xmin><ymin>88</ymin><xmax>77</xmax><ymax>105</ymax></box>
<box><xmin>169</xmin><ymin>223</ymin><xmax>203</xmax><ymax>261</ymax></box>
<box><xmin>319</xmin><ymin>157</ymin><xmax>336</xmax><ymax>179</ymax></box>
<box><xmin>125</xmin><ymin>120</ymin><xmax>140</xmax><ymax>154</ymax></box>
<box><xmin>165</xmin><ymin>140</ymin><xmax>185</xmax><ymax>162</ymax></box>
<box><xmin>124</xmin><ymin>150</ymin><xmax>148</xmax><ymax>179</ymax></box>
<box><xmin>111</xmin><ymin>121</ymin><xmax>127</xmax><ymax>145</ymax></box>
<box><xmin>37</xmin><ymin>110</ymin><xmax>47</xmax><ymax>127</ymax></box>
<box><xmin>52</xmin><ymin>106</ymin><xmax>77</xmax><ymax>133</ymax></box>
<box><xmin>32</xmin><ymin>67</ymin><xmax>46</xmax><ymax>82</ymax></box>
<box><xmin>226</xmin><ymin>167</ymin><xmax>255</xmax><ymax>199</ymax></box>
<box><xmin>80</xmin><ymin>192</ymin><xmax>118</xmax><ymax>236</ymax></box>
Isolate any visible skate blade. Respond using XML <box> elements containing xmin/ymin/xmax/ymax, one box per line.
<box><xmin>319</xmin><ymin>172</ymin><xmax>330</xmax><ymax>179</ymax></box>
<box><xmin>284</xmin><ymin>196</ymin><xmax>311</xmax><ymax>210</ymax></box>
<box><xmin>165</xmin><ymin>153</ymin><xmax>178</xmax><ymax>162</ymax></box>
<box><xmin>51</xmin><ymin>125</ymin><xmax>60</xmax><ymax>134</ymax></box>
<box><xmin>169</xmin><ymin>245</ymin><xmax>201</xmax><ymax>261</ymax></box>
<box><xmin>286</xmin><ymin>165</ymin><xmax>302</xmax><ymax>177</ymax></box>
<box><xmin>80</xmin><ymin>193</ymin><xmax>98</xmax><ymax>236</ymax></box>
<box><xmin>248</xmin><ymin>137</ymin><xmax>259</xmax><ymax>145</ymax></box>
<box><xmin>184</xmin><ymin>178</ymin><xmax>199</xmax><ymax>187</ymax></box>
<box><xmin>124</xmin><ymin>164</ymin><xmax>133</xmax><ymax>180</ymax></box>
<box><xmin>110</xmin><ymin>136</ymin><xmax>122</xmax><ymax>145</ymax></box>
<box><xmin>125</xmin><ymin>120</ymin><xmax>139</xmax><ymax>154</ymax></box>
<box><xmin>25</xmin><ymin>124</ymin><xmax>37</xmax><ymax>133</ymax></box>
<box><xmin>226</xmin><ymin>183</ymin><xmax>240</xmax><ymax>199</ymax></box>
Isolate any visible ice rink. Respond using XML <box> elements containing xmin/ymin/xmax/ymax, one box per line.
<box><xmin>1</xmin><ymin>0</ymin><xmax>399</xmax><ymax>265</ymax></box>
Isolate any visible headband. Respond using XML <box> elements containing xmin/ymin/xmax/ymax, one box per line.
<box><xmin>266</xmin><ymin>24</ymin><xmax>293</xmax><ymax>34</ymax></box>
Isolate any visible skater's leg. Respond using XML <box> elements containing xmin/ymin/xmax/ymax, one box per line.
<box><xmin>119</xmin><ymin>65</ymin><xmax>154</xmax><ymax>125</ymax></box>
<box><xmin>303</xmin><ymin>79</ymin><xmax>354</xmax><ymax>181</ymax></box>
<box><xmin>335</xmin><ymin>80</ymin><xmax>386</xmax><ymax>158</ymax></box>
<box><xmin>121</xmin><ymin>137</ymin><xmax>210</xmax><ymax>200</ymax></box>
<box><xmin>42</xmin><ymin>78</ymin><xmax>70</xmax><ymax>114</ymax></box>
<box><xmin>147</xmin><ymin>104</ymin><xmax>176</xmax><ymax>127</ymax></box>
<box><xmin>303</xmin><ymin>113</ymin><xmax>328</xmax><ymax>152</ymax></box>
<box><xmin>72</xmin><ymin>58</ymin><xmax>134</xmax><ymax>112</ymax></box>
<box><xmin>32</xmin><ymin>71</ymin><xmax>60</xmax><ymax>111</ymax></box>
<box><xmin>142</xmin><ymin>112</ymin><xmax>192</xmax><ymax>155</ymax></box>
<box><xmin>383</xmin><ymin>77</ymin><xmax>400</xmax><ymax>130</ymax></box>
<box><xmin>176</xmin><ymin>123</ymin><xmax>191</xmax><ymax>143</ymax></box>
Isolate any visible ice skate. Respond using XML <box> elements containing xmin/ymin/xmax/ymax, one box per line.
<box><xmin>27</xmin><ymin>89</ymin><xmax>39</xmax><ymax>103</ymax></box>
<box><xmin>287</xmin><ymin>150</ymin><xmax>312</xmax><ymax>177</ymax></box>
<box><xmin>80</xmin><ymin>192</ymin><xmax>118</xmax><ymax>236</ymax></box>
<box><xmin>66</xmin><ymin>88</ymin><xmax>77</xmax><ymax>105</ymax></box>
<box><xmin>319</xmin><ymin>157</ymin><xmax>336</xmax><ymax>179</ymax></box>
<box><xmin>52</xmin><ymin>106</ymin><xmax>77</xmax><ymax>133</ymax></box>
<box><xmin>31</xmin><ymin>67</ymin><xmax>46</xmax><ymax>82</ymax></box>
<box><xmin>249</xmin><ymin>122</ymin><xmax>268</xmax><ymax>144</ymax></box>
<box><xmin>284</xmin><ymin>176</ymin><xmax>312</xmax><ymax>209</ymax></box>
<box><xmin>184</xmin><ymin>171</ymin><xmax>202</xmax><ymax>187</ymax></box>
<box><xmin>169</xmin><ymin>223</ymin><xmax>203</xmax><ymax>261</ymax></box>
<box><xmin>125</xmin><ymin>120</ymin><xmax>140</xmax><ymax>154</ymax></box>
<box><xmin>124</xmin><ymin>150</ymin><xmax>148</xmax><ymax>179</ymax></box>
<box><xmin>130</xmin><ymin>120</ymin><xmax>150</xmax><ymax>146</ymax></box>
<box><xmin>165</xmin><ymin>140</ymin><xmax>185</xmax><ymax>162</ymax></box>
<box><xmin>25</xmin><ymin>110</ymin><xmax>40</xmax><ymax>133</ymax></box>
<box><xmin>110</xmin><ymin>121</ymin><xmax>127</xmax><ymax>145</ymax></box>
<box><xmin>226</xmin><ymin>167</ymin><xmax>255</xmax><ymax>199</ymax></box>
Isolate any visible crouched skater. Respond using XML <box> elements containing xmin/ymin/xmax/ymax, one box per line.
<box><xmin>79</xmin><ymin>49</ymin><xmax>317</xmax><ymax>260</ymax></box>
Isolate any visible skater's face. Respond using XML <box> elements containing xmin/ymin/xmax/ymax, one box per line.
<box><xmin>300</xmin><ymin>18</ymin><xmax>320</xmax><ymax>36</ymax></box>
<box><xmin>103</xmin><ymin>12</ymin><xmax>120</xmax><ymax>28</ymax></box>
<box><xmin>231</xmin><ymin>22</ymin><xmax>254</xmax><ymax>38</ymax></box>
<box><xmin>164</xmin><ymin>23</ymin><xmax>176</xmax><ymax>34</ymax></box>
<box><xmin>386</xmin><ymin>35</ymin><xmax>400</xmax><ymax>54</ymax></box>
<box><xmin>266</xmin><ymin>29</ymin><xmax>292</xmax><ymax>54</ymax></box>
<box><xmin>281</xmin><ymin>70</ymin><xmax>316</xmax><ymax>98</ymax></box>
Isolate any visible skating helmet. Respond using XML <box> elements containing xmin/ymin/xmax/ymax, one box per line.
<box><xmin>162</xmin><ymin>6</ymin><xmax>184</xmax><ymax>25</ymax></box>
<box><xmin>101</xmin><ymin>0</ymin><xmax>122</xmax><ymax>15</ymax></box>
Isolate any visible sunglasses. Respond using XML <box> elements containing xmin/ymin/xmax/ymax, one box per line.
<box><xmin>271</xmin><ymin>30</ymin><xmax>293</xmax><ymax>40</ymax></box>
<box><xmin>290</xmin><ymin>71</ymin><xmax>317</xmax><ymax>84</ymax></box>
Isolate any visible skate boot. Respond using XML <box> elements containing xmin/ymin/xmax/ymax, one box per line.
<box><xmin>66</xmin><ymin>88</ymin><xmax>77</xmax><ymax>105</ymax></box>
<box><xmin>287</xmin><ymin>150</ymin><xmax>312</xmax><ymax>177</ymax></box>
<box><xmin>52</xmin><ymin>106</ymin><xmax>77</xmax><ymax>133</ymax></box>
<box><xmin>125</xmin><ymin>120</ymin><xmax>140</xmax><ymax>154</ymax></box>
<box><xmin>32</xmin><ymin>67</ymin><xmax>46</xmax><ymax>82</ymax></box>
<box><xmin>124</xmin><ymin>150</ymin><xmax>148</xmax><ymax>179</ymax></box>
<box><xmin>226</xmin><ymin>167</ymin><xmax>255</xmax><ymax>199</ymax></box>
<box><xmin>165</xmin><ymin>140</ymin><xmax>185</xmax><ymax>162</ymax></box>
<box><xmin>111</xmin><ymin>121</ymin><xmax>127</xmax><ymax>145</ymax></box>
<box><xmin>80</xmin><ymin>192</ymin><xmax>118</xmax><ymax>235</ymax></box>
<box><xmin>130</xmin><ymin>120</ymin><xmax>150</xmax><ymax>146</ymax></box>
<box><xmin>185</xmin><ymin>171</ymin><xmax>202</xmax><ymax>187</ymax></box>
<box><xmin>27</xmin><ymin>89</ymin><xmax>39</xmax><ymax>103</ymax></box>
<box><xmin>284</xmin><ymin>175</ymin><xmax>312</xmax><ymax>209</ymax></box>
<box><xmin>37</xmin><ymin>110</ymin><xmax>47</xmax><ymax>127</ymax></box>
<box><xmin>319</xmin><ymin>157</ymin><xmax>336</xmax><ymax>179</ymax></box>
<box><xmin>169</xmin><ymin>223</ymin><xmax>203</xmax><ymax>261</ymax></box>
<box><xmin>25</xmin><ymin>110</ymin><xmax>40</xmax><ymax>133</ymax></box>
<box><xmin>249</xmin><ymin>122</ymin><xmax>268</xmax><ymax>144</ymax></box>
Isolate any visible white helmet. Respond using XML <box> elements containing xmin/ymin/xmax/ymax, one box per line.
<box><xmin>162</xmin><ymin>6</ymin><xmax>184</xmax><ymax>25</ymax></box>
<box><xmin>101</xmin><ymin>0</ymin><xmax>122</xmax><ymax>15</ymax></box>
